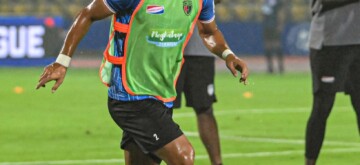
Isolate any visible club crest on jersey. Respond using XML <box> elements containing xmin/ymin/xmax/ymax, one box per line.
<box><xmin>183</xmin><ymin>0</ymin><xmax>193</xmax><ymax>15</ymax></box>
<box><xmin>146</xmin><ymin>5</ymin><xmax>165</xmax><ymax>14</ymax></box>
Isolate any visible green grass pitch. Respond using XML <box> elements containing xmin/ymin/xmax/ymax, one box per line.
<box><xmin>0</xmin><ymin>68</ymin><xmax>359</xmax><ymax>165</ymax></box>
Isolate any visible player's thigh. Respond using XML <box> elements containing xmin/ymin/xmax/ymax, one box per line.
<box><xmin>346</xmin><ymin>46</ymin><xmax>360</xmax><ymax>94</ymax></box>
<box><xmin>124</xmin><ymin>141</ymin><xmax>160</xmax><ymax>165</ymax></box>
<box><xmin>310</xmin><ymin>46</ymin><xmax>352</xmax><ymax>94</ymax></box>
<box><xmin>154</xmin><ymin>134</ymin><xmax>194</xmax><ymax>164</ymax></box>
<box><xmin>108</xmin><ymin>98</ymin><xmax>183</xmax><ymax>157</ymax></box>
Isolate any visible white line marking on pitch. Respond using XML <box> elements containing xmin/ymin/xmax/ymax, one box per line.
<box><xmin>1</xmin><ymin>106</ymin><xmax>357</xmax><ymax>165</ymax></box>
<box><xmin>0</xmin><ymin>159</ymin><xmax>124</xmax><ymax>165</ymax></box>
<box><xmin>184</xmin><ymin>131</ymin><xmax>360</xmax><ymax>147</ymax></box>
<box><xmin>1</xmin><ymin>148</ymin><xmax>360</xmax><ymax>165</ymax></box>
<box><xmin>197</xmin><ymin>148</ymin><xmax>360</xmax><ymax>159</ymax></box>
<box><xmin>173</xmin><ymin>106</ymin><xmax>351</xmax><ymax>118</ymax></box>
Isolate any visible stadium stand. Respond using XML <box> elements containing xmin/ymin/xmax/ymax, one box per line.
<box><xmin>0</xmin><ymin>0</ymin><xmax>310</xmax><ymax>22</ymax></box>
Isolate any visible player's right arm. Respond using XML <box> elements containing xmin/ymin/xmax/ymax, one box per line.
<box><xmin>36</xmin><ymin>0</ymin><xmax>114</xmax><ymax>92</ymax></box>
<box><xmin>61</xmin><ymin>0</ymin><xmax>113</xmax><ymax>57</ymax></box>
<box><xmin>196</xmin><ymin>0</ymin><xmax>248</xmax><ymax>84</ymax></box>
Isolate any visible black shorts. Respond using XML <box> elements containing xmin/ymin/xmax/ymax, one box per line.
<box><xmin>107</xmin><ymin>97</ymin><xmax>183</xmax><ymax>155</ymax></box>
<box><xmin>173</xmin><ymin>56</ymin><xmax>217</xmax><ymax>109</ymax></box>
<box><xmin>310</xmin><ymin>45</ymin><xmax>360</xmax><ymax>94</ymax></box>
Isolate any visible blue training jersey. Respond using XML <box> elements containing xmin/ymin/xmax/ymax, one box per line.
<box><xmin>104</xmin><ymin>0</ymin><xmax>215</xmax><ymax>108</ymax></box>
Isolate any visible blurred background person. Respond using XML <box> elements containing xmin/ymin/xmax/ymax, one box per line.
<box><xmin>261</xmin><ymin>0</ymin><xmax>285</xmax><ymax>74</ymax></box>
<box><xmin>305</xmin><ymin>1</ymin><xmax>360</xmax><ymax>165</ymax></box>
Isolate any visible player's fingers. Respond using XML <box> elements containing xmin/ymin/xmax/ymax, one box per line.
<box><xmin>234</xmin><ymin>62</ymin><xmax>248</xmax><ymax>85</ymax></box>
<box><xmin>38</xmin><ymin>70</ymin><xmax>50</xmax><ymax>82</ymax></box>
<box><xmin>39</xmin><ymin>65</ymin><xmax>52</xmax><ymax>78</ymax></box>
<box><xmin>228</xmin><ymin>62</ymin><xmax>238</xmax><ymax>77</ymax></box>
<box><xmin>241</xmin><ymin>67</ymin><xmax>249</xmax><ymax>85</ymax></box>
<box><xmin>241</xmin><ymin>67</ymin><xmax>249</xmax><ymax>78</ymax></box>
<box><xmin>36</xmin><ymin>70</ymin><xmax>52</xmax><ymax>89</ymax></box>
<box><xmin>36</xmin><ymin>77</ymin><xmax>52</xmax><ymax>89</ymax></box>
<box><xmin>39</xmin><ymin>71</ymin><xmax>46</xmax><ymax>78</ymax></box>
<box><xmin>51</xmin><ymin>77</ymin><xmax>64</xmax><ymax>93</ymax></box>
<box><xmin>240</xmin><ymin>76</ymin><xmax>248</xmax><ymax>85</ymax></box>
<box><xmin>36</xmin><ymin>78</ymin><xmax>45</xmax><ymax>89</ymax></box>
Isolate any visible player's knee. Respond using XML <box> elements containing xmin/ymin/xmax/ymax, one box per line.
<box><xmin>182</xmin><ymin>145</ymin><xmax>195</xmax><ymax>164</ymax></box>
<box><xmin>194</xmin><ymin>106</ymin><xmax>213</xmax><ymax>115</ymax></box>
<box><xmin>314</xmin><ymin>90</ymin><xmax>335</xmax><ymax>99</ymax></box>
<box><xmin>176</xmin><ymin>144</ymin><xmax>195</xmax><ymax>165</ymax></box>
<box><xmin>349</xmin><ymin>92</ymin><xmax>360</xmax><ymax>103</ymax></box>
<box><xmin>313</xmin><ymin>91</ymin><xmax>336</xmax><ymax>109</ymax></box>
<box><xmin>309</xmin><ymin>91</ymin><xmax>336</xmax><ymax>122</ymax></box>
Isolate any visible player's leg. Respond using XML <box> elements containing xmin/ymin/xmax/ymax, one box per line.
<box><xmin>350</xmin><ymin>92</ymin><xmax>360</xmax><ymax>134</ymax></box>
<box><xmin>194</xmin><ymin>106</ymin><xmax>222</xmax><ymax>165</ymax></box>
<box><xmin>347</xmin><ymin>46</ymin><xmax>360</xmax><ymax>134</ymax></box>
<box><xmin>183</xmin><ymin>56</ymin><xmax>222</xmax><ymax>165</ymax></box>
<box><xmin>305</xmin><ymin>47</ymin><xmax>342</xmax><ymax>164</ymax></box>
<box><xmin>264</xmin><ymin>28</ymin><xmax>275</xmax><ymax>73</ymax></box>
<box><xmin>154</xmin><ymin>135</ymin><xmax>195</xmax><ymax>165</ymax></box>
<box><xmin>305</xmin><ymin>91</ymin><xmax>336</xmax><ymax>163</ymax></box>
<box><xmin>275</xmin><ymin>43</ymin><xmax>284</xmax><ymax>73</ymax></box>
<box><xmin>108</xmin><ymin>98</ymin><xmax>191</xmax><ymax>164</ymax></box>
<box><xmin>264</xmin><ymin>47</ymin><xmax>274</xmax><ymax>73</ymax></box>
<box><xmin>124</xmin><ymin>141</ymin><xmax>160</xmax><ymax>165</ymax></box>
<box><xmin>151</xmin><ymin>96</ymin><xmax>195</xmax><ymax>165</ymax></box>
<box><xmin>108</xmin><ymin>99</ymin><xmax>161</xmax><ymax>164</ymax></box>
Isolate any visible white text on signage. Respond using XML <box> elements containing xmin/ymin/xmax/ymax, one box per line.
<box><xmin>0</xmin><ymin>25</ymin><xmax>45</xmax><ymax>59</ymax></box>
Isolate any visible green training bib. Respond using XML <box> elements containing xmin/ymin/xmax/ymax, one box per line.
<box><xmin>101</xmin><ymin>0</ymin><xmax>202</xmax><ymax>102</ymax></box>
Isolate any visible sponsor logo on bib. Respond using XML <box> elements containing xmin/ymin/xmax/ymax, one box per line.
<box><xmin>146</xmin><ymin>5</ymin><xmax>165</xmax><ymax>14</ymax></box>
<box><xmin>146</xmin><ymin>30</ymin><xmax>185</xmax><ymax>47</ymax></box>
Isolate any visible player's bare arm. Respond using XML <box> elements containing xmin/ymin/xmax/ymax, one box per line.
<box><xmin>36</xmin><ymin>0</ymin><xmax>113</xmax><ymax>92</ymax></box>
<box><xmin>197</xmin><ymin>20</ymin><xmax>249</xmax><ymax>85</ymax></box>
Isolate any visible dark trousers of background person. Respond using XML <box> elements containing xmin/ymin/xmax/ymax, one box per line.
<box><xmin>263</xmin><ymin>27</ymin><xmax>284</xmax><ymax>74</ymax></box>
<box><xmin>305</xmin><ymin>45</ymin><xmax>360</xmax><ymax>164</ymax></box>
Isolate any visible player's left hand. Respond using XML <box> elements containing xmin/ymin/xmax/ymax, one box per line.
<box><xmin>225</xmin><ymin>55</ymin><xmax>249</xmax><ymax>85</ymax></box>
<box><xmin>36</xmin><ymin>63</ymin><xmax>67</xmax><ymax>93</ymax></box>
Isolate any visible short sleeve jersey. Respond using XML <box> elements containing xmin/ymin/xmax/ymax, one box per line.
<box><xmin>104</xmin><ymin>0</ymin><xmax>215</xmax><ymax>108</ymax></box>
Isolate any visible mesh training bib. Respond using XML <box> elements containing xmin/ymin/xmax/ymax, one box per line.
<box><xmin>100</xmin><ymin>0</ymin><xmax>202</xmax><ymax>102</ymax></box>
